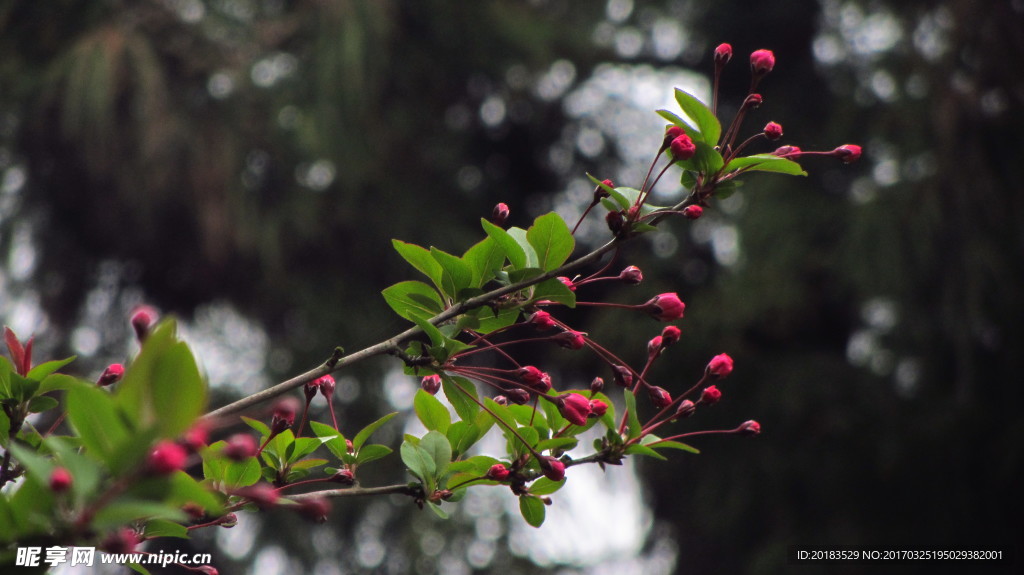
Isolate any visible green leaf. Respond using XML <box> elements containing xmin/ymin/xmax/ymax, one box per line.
<box><xmin>445</xmin><ymin>421</ymin><xmax>480</xmax><ymax>459</ymax></box>
<box><xmin>355</xmin><ymin>444</ymin><xmax>392</xmax><ymax>465</ymax></box>
<box><xmin>674</xmin><ymin>88</ymin><xmax>721</xmax><ymax>145</ymax></box>
<box><xmin>463</xmin><ymin>236</ymin><xmax>507</xmax><ymax>288</ymax></box>
<box><xmin>143</xmin><ymin>518</ymin><xmax>189</xmax><ymax>539</ymax></box>
<box><xmin>529</xmin><ymin>276</ymin><xmax>576</xmax><ymax>307</ymax></box>
<box><xmin>481</xmin><ymin>218</ymin><xmax>526</xmax><ymax>270</ymax></box>
<box><xmin>115</xmin><ymin>319</ymin><xmax>206</xmax><ymax>439</ymax></box>
<box><xmin>442</xmin><ymin>376</ymin><xmax>480</xmax><ymax>422</ymax></box>
<box><xmin>623</xmin><ymin>389</ymin><xmax>642</xmax><ymax>440</ymax></box>
<box><xmin>527</xmin><ymin>212</ymin><xmax>575</xmax><ymax>272</ymax></box>
<box><xmin>723</xmin><ymin>153</ymin><xmax>808</xmax><ymax>176</ymax></box>
<box><xmin>508</xmin><ymin>426</ymin><xmax>539</xmax><ymax>459</ymax></box>
<box><xmin>241</xmin><ymin>416</ymin><xmax>271</xmax><ymax>437</ymax></box>
<box><xmin>26</xmin><ymin>395</ymin><xmax>59</xmax><ymax>413</ymax></box>
<box><xmin>38</xmin><ymin>373</ymin><xmax>79</xmax><ymax>395</ymax></box>
<box><xmin>92</xmin><ymin>500</ymin><xmax>187</xmax><ymax>530</ymax></box>
<box><xmin>529</xmin><ymin>476</ymin><xmax>566</xmax><ymax>496</ymax></box>
<box><xmin>471</xmin><ymin>306</ymin><xmax>522</xmax><ymax>334</ymax></box>
<box><xmin>430</xmin><ymin>247</ymin><xmax>474</xmax><ymax>299</ymax></box>
<box><xmin>519</xmin><ymin>496</ymin><xmax>546</xmax><ymax>527</ymax></box>
<box><xmin>400</xmin><ymin>440</ymin><xmax>436</xmax><ymax>486</ymax></box>
<box><xmin>26</xmin><ymin>356</ymin><xmax>76</xmax><ymax>382</ymax></box>
<box><xmin>224</xmin><ymin>457</ymin><xmax>262</xmax><ymax>488</ymax></box>
<box><xmin>287</xmin><ymin>437</ymin><xmax>323</xmax><ymax>462</ymax></box>
<box><xmin>353</xmin><ymin>412</ymin><xmax>398</xmax><ymax>451</ymax></box>
<box><xmin>392</xmin><ymin>239</ymin><xmax>443</xmax><ymax>288</ymax></box>
<box><xmin>420</xmin><ymin>430</ymin><xmax>453</xmax><ymax>481</ymax></box>
<box><xmin>535</xmin><ymin>437</ymin><xmax>578</xmax><ymax>453</ymax></box>
<box><xmin>414</xmin><ymin>389</ymin><xmax>451</xmax><ymax>433</ymax></box>
<box><xmin>66</xmin><ymin>382</ymin><xmax>130</xmax><ymax>466</ymax></box>
<box><xmin>382</xmin><ymin>281</ymin><xmax>445</xmax><ymax>322</ymax></box>
<box><xmin>128</xmin><ymin>564</ymin><xmax>153</xmax><ymax>575</ymax></box>
<box><xmin>648</xmin><ymin>439</ymin><xmax>700</xmax><ymax>454</ymax></box>
<box><xmin>655</xmin><ymin>108</ymin><xmax>698</xmax><ymax>135</ymax></box>
<box><xmin>291</xmin><ymin>458</ymin><xmax>328</xmax><ymax>471</ymax></box>
<box><xmin>674</xmin><ymin>140</ymin><xmax>724</xmax><ymax>176</ymax></box>
<box><xmin>506</xmin><ymin>227</ymin><xmax>539</xmax><ymax>269</ymax></box>
<box><xmin>427</xmin><ymin>501</ymin><xmax>449</xmax><ymax>519</ymax></box>
<box><xmin>411</xmin><ymin>315</ymin><xmax>446</xmax><ymax>349</ymax></box>
<box><xmin>624</xmin><ymin>443</ymin><xmax>668</xmax><ymax>460</ymax></box>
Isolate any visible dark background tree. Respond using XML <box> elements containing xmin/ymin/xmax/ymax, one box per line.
<box><xmin>1</xmin><ymin>1</ymin><xmax>1021</xmax><ymax>573</ymax></box>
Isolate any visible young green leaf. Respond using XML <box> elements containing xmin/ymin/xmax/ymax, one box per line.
<box><xmin>400</xmin><ymin>440</ymin><xmax>436</xmax><ymax>486</ymax></box>
<box><xmin>623</xmin><ymin>389</ymin><xmax>642</xmax><ymax>440</ymax></box>
<box><xmin>463</xmin><ymin>236</ymin><xmax>507</xmax><ymax>288</ymax></box>
<box><xmin>655</xmin><ymin>108</ymin><xmax>698</xmax><ymax>134</ymax></box>
<box><xmin>392</xmin><ymin>239</ymin><xmax>443</xmax><ymax>288</ymax></box>
<box><xmin>723</xmin><ymin>153</ymin><xmax>808</xmax><ymax>176</ymax></box>
<box><xmin>442</xmin><ymin>376</ymin><xmax>480</xmax><ymax>422</ymax></box>
<box><xmin>529</xmin><ymin>476</ymin><xmax>566</xmax><ymax>496</ymax></box>
<box><xmin>674</xmin><ymin>88</ymin><xmax>722</xmax><ymax>145</ymax></box>
<box><xmin>353</xmin><ymin>412</ymin><xmax>398</xmax><ymax>452</ymax></box>
<box><xmin>481</xmin><ymin>218</ymin><xmax>527</xmax><ymax>270</ymax></box>
<box><xmin>382</xmin><ymin>281</ymin><xmax>445</xmax><ymax>322</ymax></box>
<box><xmin>527</xmin><ymin>212</ymin><xmax>575</xmax><ymax>272</ymax></box>
<box><xmin>355</xmin><ymin>444</ymin><xmax>393</xmax><ymax>465</ymax></box>
<box><xmin>430</xmin><ymin>247</ymin><xmax>473</xmax><ymax>299</ymax></box>
<box><xmin>519</xmin><ymin>495</ymin><xmax>546</xmax><ymax>527</ymax></box>
<box><xmin>420</xmin><ymin>430</ymin><xmax>453</xmax><ymax>481</ymax></box>
<box><xmin>414</xmin><ymin>389</ymin><xmax>452</xmax><ymax>434</ymax></box>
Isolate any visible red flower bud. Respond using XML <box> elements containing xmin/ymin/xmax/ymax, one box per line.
<box><xmin>236</xmin><ymin>484</ymin><xmax>279</xmax><ymax>509</ymax></box>
<box><xmin>670</xmin><ymin>134</ymin><xmax>697</xmax><ymax>161</ymax></box>
<box><xmin>833</xmin><ymin>144</ymin><xmax>862</xmax><ymax>164</ymax></box>
<box><xmin>739</xmin><ymin>420</ymin><xmax>761</xmax><ymax>436</ymax></box>
<box><xmin>297</xmin><ymin>497</ymin><xmax>331</xmax><ymax>523</ymax></box>
<box><xmin>661</xmin><ymin>325</ymin><xmax>681</xmax><ymax>346</ymax></box>
<box><xmin>216</xmin><ymin>512</ymin><xmax>238</xmax><ymax>527</ymax></box>
<box><xmin>147</xmin><ymin>440</ymin><xmax>187</xmax><ymax>475</ymax></box>
<box><xmin>516</xmin><ymin>366</ymin><xmax>544</xmax><ymax>385</ymax></box>
<box><xmin>528</xmin><ymin>310</ymin><xmax>557</xmax><ymax>330</ymax></box>
<box><xmin>700</xmin><ymin>385</ymin><xmax>723</xmax><ymax>405</ymax></box>
<box><xmin>130</xmin><ymin>305</ymin><xmax>158</xmax><ymax>342</ymax></box>
<box><xmin>224</xmin><ymin>433</ymin><xmax>258</xmax><ymax>461</ymax></box>
<box><xmin>647</xmin><ymin>385</ymin><xmax>673</xmax><ymax>409</ymax></box>
<box><xmin>707</xmin><ymin>353</ymin><xmax>734</xmax><ymax>379</ymax></box>
<box><xmin>270</xmin><ymin>397</ymin><xmax>299</xmax><ymax>436</ymax></box>
<box><xmin>421</xmin><ymin>374</ymin><xmax>442</xmax><ymax>395</ymax></box>
<box><xmin>593</xmin><ymin>179</ymin><xmax>613</xmax><ymax>201</ymax></box>
<box><xmin>557</xmin><ymin>393</ymin><xmax>592</xmax><ymax>426</ymax></box>
<box><xmin>749</xmin><ymin>49</ymin><xmax>775</xmax><ymax>75</ymax></box>
<box><xmin>764</xmin><ymin>121</ymin><xmax>783</xmax><ymax>140</ymax></box>
<box><xmin>493</xmin><ymin>395</ymin><xmax>509</xmax><ymax>406</ymax></box>
<box><xmin>316</xmin><ymin>375</ymin><xmax>336</xmax><ymax>398</ymax></box>
<box><xmin>304</xmin><ymin>379</ymin><xmax>319</xmax><ymax>402</ymax></box>
<box><xmin>487</xmin><ymin>463</ymin><xmax>511</xmax><ymax>481</ymax></box>
<box><xmin>553</xmin><ymin>330</ymin><xmax>586</xmax><ymax>350</ymax></box>
<box><xmin>557</xmin><ymin>277</ymin><xmax>577</xmax><ymax>292</ymax></box>
<box><xmin>743</xmin><ymin>93</ymin><xmax>763</xmax><ymax>109</ymax></box>
<box><xmin>538</xmin><ymin>456</ymin><xmax>566</xmax><ymax>482</ymax></box>
<box><xmin>331</xmin><ymin>469</ymin><xmax>356</xmax><ymax>485</ymax></box>
<box><xmin>612</xmin><ymin>364</ymin><xmax>634</xmax><ymax>387</ymax></box>
<box><xmin>101</xmin><ymin>528</ymin><xmax>140</xmax><ymax>555</ymax></box>
<box><xmin>589</xmin><ymin>399</ymin><xmax>608</xmax><ymax>417</ymax></box>
<box><xmin>606</xmin><ymin>210</ymin><xmax>625</xmax><ymax>234</ymax></box>
<box><xmin>491</xmin><ymin>202</ymin><xmax>510</xmax><ymax>226</ymax></box>
<box><xmin>506</xmin><ymin>388</ymin><xmax>531</xmax><ymax>405</ymax></box>
<box><xmin>182</xmin><ymin>425</ymin><xmax>209</xmax><ymax>453</ymax></box>
<box><xmin>50</xmin><ymin>467</ymin><xmax>73</xmax><ymax>492</ymax></box>
<box><xmin>647</xmin><ymin>336</ymin><xmax>663</xmax><ymax>359</ymax></box>
<box><xmin>619</xmin><ymin>265</ymin><xmax>643</xmax><ymax>284</ymax></box>
<box><xmin>97</xmin><ymin>363</ymin><xmax>125</xmax><ymax>387</ymax></box>
<box><xmin>714</xmin><ymin>43</ymin><xmax>733</xmax><ymax>65</ymax></box>
<box><xmin>642</xmin><ymin>292</ymin><xmax>686</xmax><ymax>321</ymax></box>
<box><xmin>675</xmin><ymin>399</ymin><xmax>696</xmax><ymax>418</ymax></box>
<box><xmin>662</xmin><ymin>126</ymin><xmax>686</xmax><ymax>150</ymax></box>
<box><xmin>682</xmin><ymin>205</ymin><xmax>703</xmax><ymax>220</ymax></box>
<box><xmin>590</xmin><ymin>377</ymin><xmax>605</xmax><ymax>394</ymax></box>
<box><xmin>772</xmin><ymin>145</ymin><xmax>801</xmax><ymax>158</ymax></box>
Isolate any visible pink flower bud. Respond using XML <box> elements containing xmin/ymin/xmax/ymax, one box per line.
<box><xmin>224</xmin><ymin>433</ymin><xmax>258</xmax><ymax>461</ymax></box>
<box><xmin>97</xmin><ymin>363</ymin><xmax>125</xmax><ymax>387</ymax></box>
<box><xmin>130</xmin><ymin>305</ymin><xmax>158</xmax><ymax>342</ymax></box>
<box><xmin>589</xmin><ymin>399</ymin><xmax>608</xmax><ymax>417</ymax></box>
<box><xmin>506</xmin><ymin>388</ymin><xmax>531</xmax><ymax>405</ymax></box>
<box><xmin>534</xmin><ymin>372</ymin><xmax>553</xmax><ymax>393</ymax></box>
<box><xmin>270</xmin><ymin>397</ymin><xmax>299</xmax><ymax>435</ymax></box>
<box><xmin>101</xmin><ymin>528</ymin><xmax>140</xmax><ymax>555</ymax></box>
<box><xmin>833</xmin><ymin>144</ymin><xmax>862</xmax><ymax>163</ymax></box>
<box><xmin>182</xmin><ymin>425</ymin><xmax>209</xmax><ymax>453</ymax></box>
<box><xmin>316</xmin><ymin>375</ymin><xmax>336</xmax><ymax>398</ymax></box>
<box><xmin>50</xmin><ymin>467</ymin><xmax>73</xmax><ymax>492</ymax></box>
<box><xmin>772</xmin><ymin>145</ymin><xmax>801</xmax><ymax>157</ymax></box>
<box><xmin>421</xmin><ymin>374</ymin><xmax>442</xmax><ymax>395</ymax></box>
<box><xmin>491</xmin><ymin>202</ymin><xmax>510</xmax><ymax>226</ymax></box>
<box><xmin>619</xmin><ymin>265</ymin><xmax>643</xmax><ymax>284</ymax></box>
<box><xmin>331</xmin><ymin>469</ymin><xmax>356</xmax><ymax>485</ymax></box>
<box><xmin>647</xmin><ymin>336</ymin><xmax>663</xmax><ymax>359</ymax></box>
<box><xmin>700</xmin><ymin>385</ymin><xmax>723</xmax><ymax>405</ymax></box>
<box><xmin>346</xmin><ymin>439</ymin><xmax>354</xmax><ymax>453</ymax></box>
<box><xmin>662</xmin><ymin>126</ymin><xmax>686</xmax><ymax>150</ymax></box>
<box><xmin>147</xmin><ymin>440</ymin><xmax>187</xmax><ymax>475</ymax></box>
<box><xmin>670</xmin><ymin>134</ymin><xmax>697</xmax><ymax>161</ymax></box>
<box><xmin>642</xmin><ymin>292</ymin><xmax>686</xmax><ymax>321</ymax></box>
<box><xmin>553</xmin><ymin>330</ymin><xmax>586</xmax><ymax>350</ymax></box>
<box><xmin>557</xmin><ymin>277</ymin><xmax>577</xmax><ymax>292</ymax></box>
<box><xmin>739</xmin><ymin>420</ymin><xmax>761</xmax><ymax>436</ymax></box>
<box><xmin>682</xmin><ymin>205</ymin><xmax>703</xmax><ymax>220</ymax></box>
<box><xmin>661</xmin><ymin>325</ymin><xmax>681</xmax><ymax>346</ymax></box>
<box><xmin>538</xmin><ymin>456</ymin><xmax>566</xmax><ymax>482</ymax></box>
<box><xmin>764</xmin><ymin>121</ymin><xmax>783</xmax><ymax>140</ymax></box>
<box><xmin>557</xmin><ymin>393</ymin><xmax>592</xmax><ymax>426</ymax></box>
<box><xmin>487</xmin><ymin>463</ymin><xmax>511</xmax><ymax>481</ymax></box>
<box><xmin>714</xmin><ymin>43</ymin><xmax>733</xmax><ymax>65</ymax></box>
<box><xmin>707</xmin><ymin>353</ymin><xmax>734</xmax><ymax>379</ymax></box>
<box><xmin>675</xmin><ymin>399</ymin><xmax>696</xmax><ymax>418</ymax></box>
<box><xmin>612</xmin><ymin>364</ymin><xmax>634</xmax><ymax>387</ymax></box>
<box><xmin>590</xmin><ymin>377</ymin><xmax>605</xmax><ymax>393</ymax></box>
<box><xmin>594</xmin><ymin>179</ymin><xmax>613</xmax><ymax>201</ymax></box>
<box><xmin>516</xmin><ymin>366</ymin><xmax>545</xmax><ymax>385</ymax></box>
<box><xmin>236</xmin><ymin>484</ymin><xmax>279</xmax><ymax>509</ymax></box>
<box><xmin>647</xmin><ymin>385</ymin><xmax>673</xmax><ymax>409</ymax></box>
<box><xmin>528</xmin><ymin>310</ymin><xmax>557</xmax><ymax>330</ymax></box>
<box><xmin>297</xmin><ymin>497</ymin><xmax>331</xmax><ymax>523</ymax></box>
<box><xmin>749</xmin><ymin>49</ymin><xmax>775</xmax><ymax>75</ymax></box>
